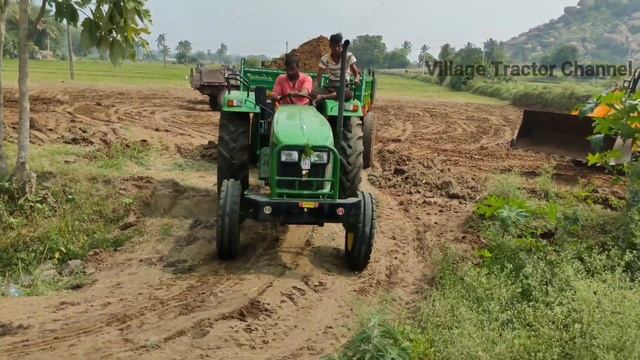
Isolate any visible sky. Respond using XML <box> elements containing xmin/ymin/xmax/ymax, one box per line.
<box><xmin>146</xmin><ymin>0</ymin><xmax>578</xmax><ymax>60</ymax></box>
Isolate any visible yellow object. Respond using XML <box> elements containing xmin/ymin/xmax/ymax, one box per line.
<box><xmin>347</xmin><ymin>233</ymin><xmax>354</xmax><ymax>251</ymax></box>
<box><xmin>298</xmin><ymin>202</ymin><xmax>319</xmax><ymax>209</ymax></box>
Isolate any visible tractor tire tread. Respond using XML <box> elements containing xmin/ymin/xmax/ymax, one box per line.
<box><xmin>216</xmin><ymin>179</ymin><xmax>241</xmax><ymax>260</ymax></box>
<box><xmin>218</xmin><ymin>111</ymin><xmax>250</xmax><ymax>194</ymax></box>
<box><xmin>363</xmin><ymin>112</ymin><xmax>376</xmax><ymax>169</ymax></box>
<box><xmin>339</xmin><ymin>117</ymin><xmax>364</xmax><ymax>198</ymax></box>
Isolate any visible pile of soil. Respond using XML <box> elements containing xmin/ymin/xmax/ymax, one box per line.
<box><xmin>268</xmin><ymin>36</ymin><xmax>330</xmax><ymax>72</ymax></box>
<box><xmin>176</xmin><ymin>141</ymin><xmax>217</xmax><ymax>162</ymax></box>
<box><xmin>369</xmin><ymin>147</ymin><xmax>480</xmax><ymax>202</ymax></box>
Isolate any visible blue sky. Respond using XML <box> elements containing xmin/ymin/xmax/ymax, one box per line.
<box><xmin>146</xmin><ymin>0</ymin><xmax>578</xmax><ymax>59</ymax></box>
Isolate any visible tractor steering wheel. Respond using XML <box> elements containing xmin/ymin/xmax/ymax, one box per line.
<box><xmin>276</xmin><ymin>93</ymin><xmax>314</xmax><ymax>105</ymax></box>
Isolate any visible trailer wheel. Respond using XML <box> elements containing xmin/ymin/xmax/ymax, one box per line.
<box><xmin>216</xmin><ymin>179</ymin><xmax>242</xmax><ymax>260</ymax></box>
<box><xmin>344</xmin><ymin>192</ymin><xmax>376</xmax><ymax>271</ymax></box>
<box><xmin>339</xmin><ymin>117</ymin><xmax>364</xmax><ymax>198</ymax></box>
<box><xmin>208</xmin><ymin>95</ymin><xmax>219</xmax><ymax>111</ymax></box>
<box><xmin>217</xmin><ymin>111</ymin><xmax>250</xmax><ymax>194</ymax></box>
<box><xmin>363</xmin><ymin>112</ymin><xmax>376</xmax><ymax>169</ymax></box>
<box><xmin>208</xmin><ymin>91</ymin><xmax>226</xmax><ymax>112</ymax></box>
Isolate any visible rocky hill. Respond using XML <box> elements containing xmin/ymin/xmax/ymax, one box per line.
<box><xmin>505</xmin><ymin>0</ymin><xmax>640</xmax><ymax>63</ymax></box>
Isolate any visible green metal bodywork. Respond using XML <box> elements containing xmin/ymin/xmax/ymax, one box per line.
<box><xmin>272</xmin><ymin>106</ymin><xmax>333</xmax><ymax>147</ymax></box>
<box><xmin>269</xmin><ymin>105</ymin><xmax>339</xmax><ymax>199</ymax></box>
<box><xmin>220</xmin><ymin>59</ymin><xmax>376</xmax><ymax>200</ymax></box>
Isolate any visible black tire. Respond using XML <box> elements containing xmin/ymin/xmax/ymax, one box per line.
<box><xmin>217</xmin><ymin>111</ymin><xmax>250</xmax><ymax>194</ymax></box>
<box><xmin>339</xmin><ymin>117</ymin><xmax>364</xmax><ymax>198</ymax></box>
<box><xmin>208</xmin><ymin>91</ymin><xmax>226</xmax><ymax>112</ymax></box>
<box><xmin>345</xmin><ymin>192</ymin><xmax>376</xmax><ymax>271</ymax></box>
<box><xmin>208</xmin><ymin>95</ymin><xmax>219</xmax><ymax>111</ymax></box>
<box><xmin>363</xmin><ymin>112</ymin><xmax>376</xmax><ymax>169</ymax></box>
<box><xmin>250</xmin><ymin>114</ymin><xmax>260</xmax><ymax>166</ymax></box>
<box><xmin>217</xmin><ymin>179</ymin><xmax>242</xmax><ymax>260</ymax></box>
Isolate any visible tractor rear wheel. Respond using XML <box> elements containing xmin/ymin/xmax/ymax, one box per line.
<box><xmin>216</xmin><ymin>179</ymin><xmax>242</xmax><ymax>260</ymax></box>
<box><xmin>363</xmin><ymin>112</ymin><xmax>376</xmax><ymax>169</ymax></box>
<box><xmin>250</xmin><ymin>114</ymin><xmax>260</xmax><ymax>166</ymax></box>
<box><xmin>344</xmin><ymin>192</ymin><xmax>376</xmax><ymax>271</ymax></box>
<box><xmin>218</xmin><ymin>111</ymin><xmax>250</xmax><ymax>194</ymax></box>
<box><xmin>339</xmin><ymin>117</ymin><xmax>364</xmax><ymax>198</ymax></box>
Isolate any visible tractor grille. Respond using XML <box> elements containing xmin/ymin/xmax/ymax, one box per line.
<box><xmin>277</xmin><ymin>156</ymin><xmax>330</xmax><ymax>192</ymax></box>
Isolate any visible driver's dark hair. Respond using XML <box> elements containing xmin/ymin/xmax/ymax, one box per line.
<box><xmin>284</xmin><ymin>53</ymin><xmax>299</xmax><ymax>68</ymax></box>
<box><xmin>329</xmin><ymin>33</ymin><xmax>343</xmax><ymax>46</ymax></box>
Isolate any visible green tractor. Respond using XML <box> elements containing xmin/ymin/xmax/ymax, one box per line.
<box><xmin>216</xmin><ymin>40</ymin><xmax>378</xmax><ymax>271</ymax></box>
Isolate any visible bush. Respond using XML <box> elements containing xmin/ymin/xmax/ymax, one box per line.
<box><xmin>328</xmin><ymin>314</ymin><xmax>411</xmax><ymax>360</ymax></box>
<box><xmin>466</xmin><ymin>79</ymin><xmax>596</xmax><ymax>112</ymax></box>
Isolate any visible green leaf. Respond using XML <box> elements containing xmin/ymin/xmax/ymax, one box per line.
<box><xmin>109</xmin><ymin>38</ymin><xmax>125</xmax><ymax>66</ymax></box>
<box><xmin>79</xmin><ymin>19</ymin><xmax>98</xmax><ymax>50</ymax></box>
<box><xmin>97</xmin><ymin>35</ymin><xmax>110</xmax><ymax>55</ymax></box>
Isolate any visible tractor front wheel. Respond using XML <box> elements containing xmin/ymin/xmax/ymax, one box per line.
<box><xmin>363</xmin><ymin>112</ymin><xmax>376</xmax><ymax>169</ymax></box>
<box><xmin>217</xmin><ymin>111</ymin><xmax>250</xmax><ymax>194</ymax></box>
<box><xmin>216</xmin><ymin>179</ymin><xmax>242</xmax><ymax>260</ymax></box>
<box><xmin>344</xmin><ymin>192</ymin><xmax>376</xmax><ymax>271</ymax></box>
<box><xmin>339</xmin><ymin>117</ymin><xmax>364</xmax><ymax>198</ymax></box>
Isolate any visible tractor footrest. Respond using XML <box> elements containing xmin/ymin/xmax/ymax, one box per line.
<box><xmin>243</xmin><ymin>195</ymin><xmax>360</xmax><ymax>226</ymax></box>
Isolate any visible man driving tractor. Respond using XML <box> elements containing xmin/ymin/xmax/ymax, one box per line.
<box><xmin>271</xmin><ymin>53</ymin><xmax>313</xmax><ymax>105</ymax></box>
<box><xmin>313</xmin><ymin>33</ymin><xmax>361</xmax><ymax>105</ymax></box>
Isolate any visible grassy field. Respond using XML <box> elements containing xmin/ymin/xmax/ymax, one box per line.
<box><xmin>1</xmin><ymin>59</ymin><xmax>191</xmax><ymax>87</ymax></box>
<box><xmin>377</xmin><ymin>74</ymin><xmax>504</xmax><ymax>104</ymax></box>
<box><xmin>0</xmin><ymin>59</ymin><xmax>503</xmax><ymax>104</ymax></box>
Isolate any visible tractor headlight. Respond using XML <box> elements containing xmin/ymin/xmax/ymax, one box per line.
<box><xmin>280</xmin><ymin>150</ymin><xmax>299</xmax><ymax>163</ymax></box>
<box><xmin>310</xmin><ymin>151</ymin><xmax>329</xmax><ymax>164</ymax></box>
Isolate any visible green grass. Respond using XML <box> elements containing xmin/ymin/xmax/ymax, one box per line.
<box><xmin>376</xmin><ymin>74</ymin><xmax>505</xmax><ymax>104</ymax></box>
<box><xmin>335</xmin><ymin>170</ymin><xmax>640</xmax><ymax>359</ymax></box>
<box><xmin>1</xmin><ymin>59</ymin><xmax>192</xmax><ymax>87</ymax></box>
<box><xmin>0</xmin><ymin>142</ymin><xmax>160</xmax><ymax>296</ymax></box>
<box><xmin>466</xmin><ymin>79</ymin><xmax>601</xmax><ymax>112</ymax></box>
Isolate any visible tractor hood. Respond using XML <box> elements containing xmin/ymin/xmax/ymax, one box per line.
<box><xmin>272</xmin><ymin>106</ymin><xmax>333</xmax><ymax>147</ymax></box>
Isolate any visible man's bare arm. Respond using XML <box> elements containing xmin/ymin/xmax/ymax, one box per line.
<box><xmin>314</xmin><ymin>68</ymin><xmax>325</xmax><ymax>88</ymax></box>
<box><xmin>351</xmin><ymin>63</ymin><xmax>361</xmax><ymax>85</ymax></box>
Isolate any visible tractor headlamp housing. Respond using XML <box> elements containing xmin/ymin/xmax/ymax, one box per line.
<box><xmin>310</xmin><ymin>151</ymin><xmax>329</xmax><ymax>164</ymax></box>
<box><xmin>280</xmin><ymin>150</ymin><xmax>299</xmax><ymax>163</ymax></box>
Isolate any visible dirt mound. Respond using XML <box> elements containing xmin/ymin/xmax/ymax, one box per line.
<box><xmin>369</xmin><ymin>147</ymin><xmax>479</xmax><ymax>202</ymax></box>
<box><xmin>269</xmin><ymin>36</ymin><xmax>330</xmax><ymax>72</ymax></box>
<box><xmin>61</xmin><ymin>125</ymin><xmax>125</xmax><ymax>147</ymax></box>
<box><xmin>176</xmin><ymin>140</ymin><xmax>217</xmax><ymax>162</ymax></box>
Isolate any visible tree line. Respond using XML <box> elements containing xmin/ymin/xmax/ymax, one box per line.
<box><xmin>155</xmin><ymin>34</ymin><xmax>268</xmax><ymax>67</ymax></box>
<box><xmin>424</xmin><ymin>40</ymin><xmax>582</xmax><ymax>90</ymax></box>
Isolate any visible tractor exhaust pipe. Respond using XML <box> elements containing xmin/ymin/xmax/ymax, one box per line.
<box><xmin>336</xmin><ymin>39</ymin><xmax>350</xmax><ymax>146</ymax></box>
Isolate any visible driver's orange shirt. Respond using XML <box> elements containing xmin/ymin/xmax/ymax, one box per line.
<box><xmin>272</xmin><ymin>73</ymin><xmax>313</xmax><ymax>105</ymax></box>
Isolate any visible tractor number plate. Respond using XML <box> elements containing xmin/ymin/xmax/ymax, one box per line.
<box><xmin>301</xmin><ymin>158</ymin><xmax>311</xmax><ymax>171</ymax></box>
<box><xmin>299</xmin><ymin>202</ymin><xmax>319</xmax><ymax>209</ymax></box>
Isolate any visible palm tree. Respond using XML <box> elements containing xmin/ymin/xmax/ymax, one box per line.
<box><xmin>420</xmin><ymin>44</ymin><xmax>430</xmax><ymax>74</ymax></box>
<box><xmin>156</xmin><ymin>33</ymin><xmax>169</xmax><ymax>68</ymax></box>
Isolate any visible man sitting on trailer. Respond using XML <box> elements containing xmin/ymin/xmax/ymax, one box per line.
<box><xmin>271</xmin><ymin>53</ymin><xmax>313</xmax><ymax>106</ymax></box>
<box><xmin>312</xmin><ymin>33</ymin><xmax>361</xmax><ymax>105</ymax></box>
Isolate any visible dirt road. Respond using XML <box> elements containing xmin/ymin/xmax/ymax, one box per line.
<box><xmin>0</xmin><ymin>86</ymin><xmax>608</xmax><ymax>359</ymax></box>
